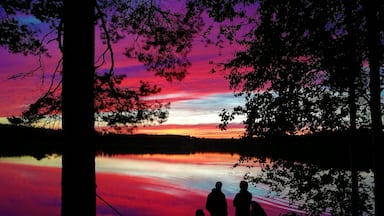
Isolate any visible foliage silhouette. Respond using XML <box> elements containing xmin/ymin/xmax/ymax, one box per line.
<box><xmin>1</xmin><ymin>1</ymin><xmax>204</xmax><ymax>215</ymax></box>
<box><xmin>1</xmin><ymin>0</ymin><xmax>204</xmax><ymax>133</ymax></box>
<box><xmin>189</xmin><ymin>0</ymin><xmax>383</xmax><ymax>215</ymax></box>
<box><xmin>242</xmin><ymin>158</ymin><xmax>374</xmax><ymax>215</ymax></box>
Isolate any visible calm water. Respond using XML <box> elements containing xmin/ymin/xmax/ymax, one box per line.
<box><xmin>0</xmin><ymin>153</ymin><xmax>304</xmax><ymax>216</ymax></box>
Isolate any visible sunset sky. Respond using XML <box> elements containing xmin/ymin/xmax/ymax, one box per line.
<box><xmin>0</xmin><ymin>6</ymin><xmax>248</xmax><ymax>139</ymax></box>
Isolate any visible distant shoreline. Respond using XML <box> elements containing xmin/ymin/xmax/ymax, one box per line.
<box><xmin>0</xmin><ymin>123</ymin><xmax>375</xmax><ymax>169</ymax></box>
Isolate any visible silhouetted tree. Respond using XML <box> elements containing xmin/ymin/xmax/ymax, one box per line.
<box><xmin>189</xmin><ymin>0</ymin><xmax>383</xmax><ymax>215</ymax></box>
<box><xmin>1</xmin><ymin>1</ymin><xmax>203</xmax><ymax>215</ymax></box>
<box><xmin>3</xmin><ymin>1</ymin><xmax>203</xmax><ymax>133</ymax></box>
<box><xmin>242</xmin><ymin>159</ymin><xmax>374</xmax><ymax>215</ymax></box>
<box><xmin>61</xmin><ymin>0</ymin><xmax>96</xmax><ymax>215</ymax></box>
<box><xmin>361</xmin><ymin>2</ymin><xmax>384</xmax><ymax>215</ymax></box>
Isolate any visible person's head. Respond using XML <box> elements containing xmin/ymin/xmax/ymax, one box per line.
<box><xmin>215</xmin><ymin>181</ymin><xmax>223</xmax><ymax>190</ymax></box>
<box><xmin>239</xmin><ymin>180</ymin><xmax>248</xmax><ymax>190</ymax></box>
<box><xmin>196</xmin><ymin>209</ymin><xmax>205</xmax><ymax>216</ymax></box>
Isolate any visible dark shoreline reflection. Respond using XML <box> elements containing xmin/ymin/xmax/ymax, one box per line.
<box><xmin>0</xmin><ymin>123</ymin><xmax>376</xmax><ymax>170</ymax></box>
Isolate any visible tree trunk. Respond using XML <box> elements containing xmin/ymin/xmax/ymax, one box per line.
<box><xmin>62</xmin><ymin>0</ymin><xmax>96</xmax><ymax>215</ymax></box>
<box><xmin>342</xmin><ymin>1</ymin><xmax>360</xmax><ymax>214</ymax></box>
<box><xmin>362</xmin><ymin>1</ymin><xmax>384</xmax><ymax>216</ymax></box>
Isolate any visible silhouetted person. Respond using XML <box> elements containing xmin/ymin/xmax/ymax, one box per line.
<box><xmin>250</xmin><ymin>200</ymin><xmax>267</xmax><ymax>216</ymax></box>
<box><xmin>233</xmin><ymin>180</ymin><xmax>252</xmax><ymax>216</ymax></box>
<box><xmin>196</xmin><ymin>209</ymin><xmax>205</xmax><ymax>216</ymax></box>
<box><xmin>206</xmin><ymin>181</ymin><xmax>228</xmax><ymax>216</ymax></box>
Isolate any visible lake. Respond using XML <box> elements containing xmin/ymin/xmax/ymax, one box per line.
<box><xmin>0</xmin><ymin>152</ymin><xmax>303</xmax><ymax>216</ymax></box>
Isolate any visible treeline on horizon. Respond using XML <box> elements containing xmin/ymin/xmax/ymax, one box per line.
<box><xmin>0</xmin><ymin>123</ymin><xmax>375</xmax><ymax>169</ymax></box>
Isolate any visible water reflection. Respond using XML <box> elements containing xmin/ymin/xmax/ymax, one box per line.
<box><xmin>241</xmin><ymin>157</ymin><xmax>375</xmax><ymax>216</ymax></box>
<box><xmin>97</xmin><ymin>154</ymin><xmax>244</xmax><ymax>192</ymax></box>
<box><xmin>0</xmin><ymin>153</ymin><xmax>299</xmax><ymax>216</ymax></box>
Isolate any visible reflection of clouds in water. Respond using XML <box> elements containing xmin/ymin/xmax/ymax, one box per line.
<box><xmin>94</xmin><ymin>154</ymin><xmax>326</xmax><ymax>215</ymax></box>
<box><xmin>0</xmin><ymin>154</ymin><xmax>291</xmax><ymax>210</ymax></box>
<box><xmin>95</xmin><ymin>154</ymin><xmax>271</xmax><ymax>200</ymax></box>
<box><xmin>0</xmin><ymin>153</ymin><xmax>298</xmax><ymax>215</ymax></box>
<box><xmin>0</xmin><ymin>153</ymin><xmax>297</xmax><ymax>213</ymax></box>
<box><xmin>143</xmin><ymin>185</ymin><xmax>189</xmax><ymax>197</ymax></box>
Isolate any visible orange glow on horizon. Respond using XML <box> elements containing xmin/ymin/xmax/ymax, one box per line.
<box><xmin>114</xmin><ymin>153</ymin><xmax>241</xmax><ymax>165</ymax></box>
<box><xmin>135</xmin><ymin>123</ymin><xmax>244</xmax><ymax>139</ymax></box>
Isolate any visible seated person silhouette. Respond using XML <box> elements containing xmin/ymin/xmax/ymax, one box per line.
<box><xmin>251</xmin><ymin>200</ymin><xmax>267</xmax><ymax>216</ymax></box>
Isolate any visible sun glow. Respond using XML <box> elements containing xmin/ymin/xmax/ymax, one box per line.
<box><xmin>136</xmin><ymin>123</ymin><xmax>244</xmax><ymax>139</ymax></box>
